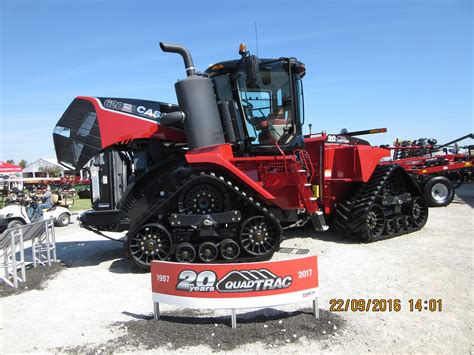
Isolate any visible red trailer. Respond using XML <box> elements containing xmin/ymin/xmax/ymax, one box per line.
<box><xmin>386</xmin><ymin>141</ymin><xmax>473</xmax><ymax>207</ymax></box>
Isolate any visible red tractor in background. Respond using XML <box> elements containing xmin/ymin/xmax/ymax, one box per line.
<box><xmin>53</xmin><ymin>42</ymin><xmax>428</xmax><ymax>269</ymax></box>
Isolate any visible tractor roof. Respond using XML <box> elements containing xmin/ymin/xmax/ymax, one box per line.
<box><xmin>205</xmin><ymin>58</ymin><xmax>306</xmax><ymax>77</ymax></box>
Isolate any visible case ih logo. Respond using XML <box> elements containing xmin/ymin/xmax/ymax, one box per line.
<box><xmin>175</xmin><ymin>269</ymin><xmax>292</xmax><ymax>293</ymax></box>
<box><xmin>216</xmin><ymin>269</ymin><xmax>292</xmax><ymax>293</ymax></box>
<box><xmin>102</xmin><ymin>99</ymin><xmax>161</xmax><ymax>118</ymax></box>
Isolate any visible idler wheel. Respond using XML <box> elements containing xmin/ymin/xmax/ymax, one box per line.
<box><xmin>411</xmin><ymin>197</ymin><xmax>429</xmax><ymax>227</ymax></box>
<box><xmin>239</xmin><ymin>216</ymin><xmax>280</xmax><ymax>256</ymax></box>
<box><xmin>198</xmin><ymin>242</ymin><xmax>218</xmax><ymax>262</ymax></box>
<box><xmin>126</xmin><ymin>223</ymin><xmax>173</xmax><ymax>269</ymax></box>
<box><xmin>365</xmin><ymin>204</ymin><xmax>385</xmax><ymax>239</ymax></box>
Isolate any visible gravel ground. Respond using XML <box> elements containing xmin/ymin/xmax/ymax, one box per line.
<box><xmin>0</xmin><ymin>263</ymin><xmax>66</xmax><ymax>298</ymax></box>
<box><xmin>0</xmin><ymin>184</ymin><xmax>472</xmax><ymax>353</ymax></box>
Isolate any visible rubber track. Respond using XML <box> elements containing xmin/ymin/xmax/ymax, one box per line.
<box><xmin>334</xmin><ymin>164</ymin><xmax>426</xmax><ymax>242</ymax></box>
<box><xmin>125</xmin><ymin>170</ymin><xmax>283</xmax><ymax>263</ymax></box>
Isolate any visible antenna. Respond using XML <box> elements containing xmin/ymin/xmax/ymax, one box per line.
<box><xmin>254</xmin><ymin>21</ymin><xmax>259</xmax><ymax>57</ymax></box>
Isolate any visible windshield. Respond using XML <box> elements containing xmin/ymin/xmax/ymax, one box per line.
<box><xmin>236</xmin><ymin>60</ymin><xmax>295</xmax><ymax>145</ymax></box>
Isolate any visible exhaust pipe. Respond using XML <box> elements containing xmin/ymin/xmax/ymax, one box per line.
<box><xmin>159</xmin><ymin>42</ymin><xmax>196</xmax><ymax>77</ymax></box>
<box><xmin>159</xmin><ymin>41</ymin><xmax>225</xmax><ymax>149</ymax></box>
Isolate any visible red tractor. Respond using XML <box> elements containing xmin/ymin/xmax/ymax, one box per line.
<box><xmin>53</xmin><ymin>43</ymin><xmax>428</xmax><ymax>269</ymax></box>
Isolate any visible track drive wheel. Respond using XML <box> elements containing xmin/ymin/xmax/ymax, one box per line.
<box><xmin>239</xmin><ymin>216</ymin><xmax>280</xmax><ymax>257</ymax></box>
<box><xmin>125</xmin><ymin>223</ymin><xmax>173</xmax><ymax>271</ymax></box>
<box><xmin>179</xmin><ymin>182</ymin><xmax>229</xmax><ymax>215</ymax></box>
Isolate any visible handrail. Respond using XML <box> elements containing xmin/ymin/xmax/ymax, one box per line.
<box><xmin>274</xmin><ymin>142</ymin><xmax>288</xmax><ymax>173</ymax></box>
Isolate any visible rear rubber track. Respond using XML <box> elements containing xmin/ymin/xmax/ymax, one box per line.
<box><xmin>334</xmin><ymin>164</ymin><xmax>428</xmax><ymax>242</ymax></box>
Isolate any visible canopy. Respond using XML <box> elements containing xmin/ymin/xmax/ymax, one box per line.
<box><xmin>0</xmin><ymin>161</ymin><xmax>23</xmax><ymax>173</ymax></box>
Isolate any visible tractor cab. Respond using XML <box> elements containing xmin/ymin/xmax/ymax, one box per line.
<box><xmin>206</xmin><ymin>45</ymin><xmax>306</xmax><ymax>155</ymax></box>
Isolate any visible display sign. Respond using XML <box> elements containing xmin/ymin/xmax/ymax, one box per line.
<box><xmin>151</xmin><ymin>256</ymin><xmax>318</xmax><ymax>309</ymax></box>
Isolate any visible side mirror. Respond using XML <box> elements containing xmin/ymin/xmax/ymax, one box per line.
<box><xmin>244</xmin><ymin>55</ymin><xmax>260</xmax><ymax>86</ymax></box>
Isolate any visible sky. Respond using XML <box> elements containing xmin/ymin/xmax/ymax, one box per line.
<box><xmin>0</xmin><ymin>0</ymin><xmax>472</xmax><ymax>163</ymax></box>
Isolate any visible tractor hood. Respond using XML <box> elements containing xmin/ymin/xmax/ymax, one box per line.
<box><xmin>53</xmin><ymin>97</ymin><xmax>185</xmax><ymax>170</ymax></box>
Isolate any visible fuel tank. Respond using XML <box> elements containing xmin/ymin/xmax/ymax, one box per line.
<box><xmin>52</xmin><ymin>96</ymin><xmax>185</xmax><ymax>169</ymax></box>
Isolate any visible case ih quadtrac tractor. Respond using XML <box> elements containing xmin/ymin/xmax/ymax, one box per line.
<box><xmin>53</xmin><ymin>42</ymin><xmax>429</xmax><ymax>269</ymax></box>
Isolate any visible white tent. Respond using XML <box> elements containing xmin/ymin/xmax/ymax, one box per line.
<box><xmin>22</xmin><ymin>158</ymin><xmax>65</xmax><ymax>178</ymax></box>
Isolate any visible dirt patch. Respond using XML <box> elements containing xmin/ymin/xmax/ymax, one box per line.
<box><xmin>60</xmin><ymin>308</ymin><xmax>345</xmax><ymax>352</ymax></box>
<box><xmin>0</xmin><ymin>262</ymin><xmax>66</xmax><ymax>298</ymax></box>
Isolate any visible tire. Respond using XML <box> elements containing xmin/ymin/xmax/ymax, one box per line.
<box><xmin>55</xmin><ymin>213</ymin><xmax>71</xmax><ymax>227</ymax></box>
<box><xmin>423</xmin><ymin>176</ymin><xmax>454</xmax><ymax>207</ymax></box>
<box><xmin>7</xmin><ymin>220</ymin><xmax>24</xmax><ymax>229</ymax></box>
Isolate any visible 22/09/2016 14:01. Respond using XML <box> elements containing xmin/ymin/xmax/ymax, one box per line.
<box><xmin>329</xmin><ymin>298</ymin><xmax>443</xmax><ymax>312</ymax></box>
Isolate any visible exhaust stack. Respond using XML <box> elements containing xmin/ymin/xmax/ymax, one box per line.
<box><xmin>159</xmin><ymin>42</ymin><xmax>196</xmax><ymax>77</ymax></box>
<box><xmin>160</xmin><ymin>42</ymin><xmax>225</xmax><ymax>150</ymax></box>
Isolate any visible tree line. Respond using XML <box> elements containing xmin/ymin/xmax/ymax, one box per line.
<box><xmin>6</xmin><ymin>159</ymin><xmax>28</xmax><ymax>168</ymax></box>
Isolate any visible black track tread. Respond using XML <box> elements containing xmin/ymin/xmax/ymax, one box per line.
<box><xmin>334</xmin><ymin>164</ymin><xmax>428</xmax><ymax>242</ymax></box>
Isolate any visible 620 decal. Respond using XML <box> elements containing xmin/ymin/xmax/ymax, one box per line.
<box><xmin>104</xmin><ymin>99</ymin><xmax>124</xmax><ymax>110</ymax></box>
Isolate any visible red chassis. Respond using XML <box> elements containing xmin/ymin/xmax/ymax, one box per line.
<box><xmin>185</xmin><ymin>133</ymin><xmax>391</xmax><ymax>218</ymax></box>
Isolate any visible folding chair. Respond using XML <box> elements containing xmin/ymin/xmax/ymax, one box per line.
<box><xmin>25</xmin><ymin>219</ymin><xmax>57</xmax><ymax>267</ymax></box>
<box><xmin>0</xmin><ymin>227</ymin><xmax>26</xmax><ymax>288</ymax></box>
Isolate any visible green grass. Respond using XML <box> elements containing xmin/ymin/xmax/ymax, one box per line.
<box><xmin>70</xmin><ymin>196</ymin><xmax>91</xmax><ymax>211</ymax></box>
<box><xmin>0</xmin><ymin>195</ymin><xmax>91</xmax><ymax>211</ymax></box>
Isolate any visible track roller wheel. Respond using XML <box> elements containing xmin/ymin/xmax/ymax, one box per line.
<box><xmin>175</xmin><ymin>242</ymin><xmax>196</xmax><ymax>263</ymax></box>
<box><xmin>239</xmin><ymin>216</ymin><xmax>280</xmax><ymax>256</ymax></box>
<box><xmin>198</xmin><ymin>242</ymin><xmax>218</xmax><ymax>262</ymax></box>
<box><xmin>365</xmin><ymin>204</ymin><xmax>385</xmax><ymax>241</ymax></box>
<box><xmin>384</xmin><ymin>218</ymin><xmax>395</xmax><ymax>235</ymax></box>
<box><xmin>411</xmin><ymin>197</ymin><xmax>429</xmax><ymax>228</ymax></box>
<box><xmin>126</xmin><ymin>223</ymin><xmax>173</xmax><ymax>270</ymax></box>
<box><xmin>404</xmin><ymin>215</ymin><xmax>414</xmax><ymax>230</ymax></box>
<box><xmin>220</xmin><ymin>239</ymin><xmax>240</xmax><ymax>260</ymax></box>
<box><xmin>394</xmin><ymin>216</ymin><xmax>405</xmax><ymax>233</ymax></box>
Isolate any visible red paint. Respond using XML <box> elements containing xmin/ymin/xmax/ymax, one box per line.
<box><xmin>78</xmin><ymin>96</ymin><xmax>185</xmax><ymax>149</ymax></box>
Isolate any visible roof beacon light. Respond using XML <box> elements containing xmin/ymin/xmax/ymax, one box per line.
<box><xmin>239</xmin><ymin>43</ymin><xmax>247</xmax><ymax>56</ymax></box>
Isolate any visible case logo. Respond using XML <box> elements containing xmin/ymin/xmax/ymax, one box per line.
<box><xmin>102</xmin><ymin>99</ymin><xmax>161</xmax><ymax>118</ymax></box>
<box><xmin>136</xmin><ymin>105</ymin><xmax>161</xmax><ymax>118</ymax></box>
